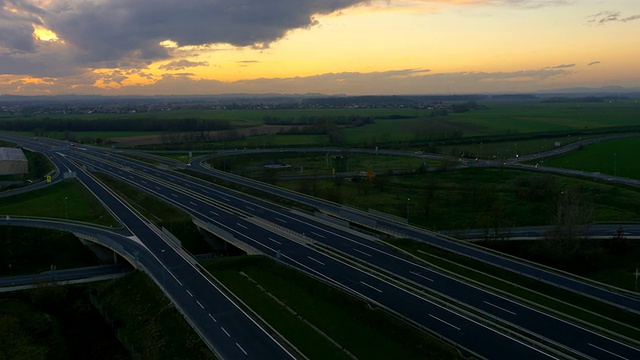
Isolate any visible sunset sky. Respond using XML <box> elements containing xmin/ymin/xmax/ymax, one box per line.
<box><xmin>1</xmin><ymin>0</ymin><xmax>639</xmax><ymax>96</ymax></box>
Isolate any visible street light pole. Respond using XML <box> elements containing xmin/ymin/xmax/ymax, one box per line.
<box><xmin>614</xmin><ymin>153</ymin><xmax>617</xmax><ymax>177</ymax></box>
<box><xmin>407</xmin><ymin>197</ymin><xmax>411</xmax><ymax>222</ymax></box>
<box><xmin>64</xmin><ymin>196</ymin><xmax>68</xmax><ymax>220</ymax></box>
<box><xmin>161</xmin><ymin>249</ymin><xmax>166</xmax><ymax>287</ymax></box>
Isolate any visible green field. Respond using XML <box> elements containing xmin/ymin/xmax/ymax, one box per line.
<box><xmin>9</xmin><ymin>100</ymin><xmax>640</xmax><ymax>150</ymax></box>
<box><xmin>0</xmin><ymin>179</ymin><xmax>119</xmax><ymax>227</ymax></box>
<box><xmin>227</xmin><ymin>101</ymin><xmax>639</xmax><ymax>151</ymax></box>
<box><xmin>540</xmin><ymin>136</ymin><xmax>640</xmax><ymax>179</ymax></box>
<box><xmin>439</xmin><ymin>134</ymin><xmax>599</xmax><ymax>159</ymax></box>
<box><xmin>276</xmin><ymin>167</ymin><xmax>640</xmax><ymax>230</ymax></box>
<box><xmin>450</xmin><ymin>100</ymin><xmax>640</xmax><ymax>134</ymax></box>
<box><xmin>206</xmin><ymin>151</ymin><xmax>438</xmax><ymax>177</ymax></box>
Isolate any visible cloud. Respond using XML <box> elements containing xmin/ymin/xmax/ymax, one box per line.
<box><xmin>394</xmin><ymin>0</ymin><xmax>568</xmax><ymax>8</ymax></box>
<box><xmin>159</xmin><ymin>60</ymin><xmax>209</xmax><ymax>71</ymax></box>
<box><xmin>0</xmin><ymin>0</ymin><xmax>368</xmax><ymax>76</ymax></box>
<box><xmin>0</xmin><ymin>0</ymin><xmax>44</xmax><ymax>53</ymax></box>
<box><xmin>586</xmin><ymin>11</ymin><xmax>640</xmax><ymax>25</ymax></box>
<box><xmin>546</xmin><ymin>64</ymin><xmax>575</xmax><ymax>69</ymax></box>
<box><xmin>587</xmin><ymin>61</ymin><xmax>600</xmax><ymax>66</ymax></box>
<box><xmin>1</xmin><ymin>67</ymin><xmax>573</xmax><ymax>96</ymax></box>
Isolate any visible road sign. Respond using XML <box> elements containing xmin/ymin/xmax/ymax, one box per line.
<box><xmin>46</xmin><ymin>175</ymin><xmax>52</xmax><ymax>183</ymax></box>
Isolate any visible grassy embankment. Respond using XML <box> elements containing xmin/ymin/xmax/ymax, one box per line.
<box><xmin>0</xmin><ymin>178</ymin><xmax>119</xmax><ymax>227</ymax></box>
<box><xmin>204</xmin><ymin>256</ymin><xmax>463</xmax><ymax>360</ymax></box>
<box><xmin>92</xmin><ymin>272</ymin><xmax>217</xmax><ymax>360</ymax></box>
<box><xmin>0</xmin><ymin>227</ymin><xmax>102</xmax><ymax>276</ymax></box>
<box><xmin>0</xmin><ymin>285</ymin><xmax>130</xmax><ymax>360</ymax></box>
<box><xmin>0</xmin><ymin>272</ymin><xmax>217</xmax><ymax>360</ymax></box>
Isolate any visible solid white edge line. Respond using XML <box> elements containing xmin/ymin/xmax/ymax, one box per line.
<box><xmin>410</xmin><ymin>271</ymin><xmax>434</xmax><ymax>282</ymax></box>
<box><xmin>429</xmin><ymin>314</ymin><xmax>461</xmax><ymax>331</ymax></box>
<box><xmin>483</xmin><ymin>301</ymin><xmax>517</xmax><ymax>316</ymax></box>
<box><xmin>587</xmin><ymin>343</ymin><xmax>628</xmax><ymax>360</ymax></box>
<box><xmin>360</xmin><ymin>281</ymin><xmax>382</xmax><ymax>293</ymax></box>
<box><xmin>307</xmin><ymin>256</ymin><xmax>325</xmax><ymax>266</ymax></box>
<box><xmin>352</xmin><ymin>248</ymin><xmax>372</xmax><ymax>257</ymax></box>
<box><xmin>268</xmin><ymin>237</ymin><xmax>282</xmax><ymax>245</ymax></box>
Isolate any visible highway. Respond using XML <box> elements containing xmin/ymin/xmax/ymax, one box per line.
<box><xmin>0</xmin><ymin>263</ymin><xmax>129</xmax><ymax>289</ymax></box>
<box><xmin>4</xmin><ymin>134</ymin><xmax>640</xmax><ymax>359</ymax></box>
<box><xmin>183</xmin><ymin>153</ymin><xmax>640</xmax><ymax>315</ymax></box>
<box><xmin>0</xmin><ymin>140</ymin><xmax>298</xmax><ymax>360</ymax></box>
<box><xmin>446</xmin><ymin>224</ymin><xmax>640</xmax><ymax>240</ymax></box>
<box><xmin>1</xmin><ymin>136</ymin><xmax>563</xmax><ymax>359</ymax></box>
<box><xmin>23</xmin><ymin>137</ymin><xmax>640</xmax><ymax>359</ymax></box>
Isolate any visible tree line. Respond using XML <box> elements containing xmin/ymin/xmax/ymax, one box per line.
<box><xmin>0</xmin><ymin>117</ymin><xmax>231</xmax><ymax>132</ymax></box>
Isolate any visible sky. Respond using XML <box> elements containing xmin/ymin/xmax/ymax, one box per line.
<box><xmin>0</xmin><ymin>0</ymin><xmax>639</xmax><ymax>96</ymax></box>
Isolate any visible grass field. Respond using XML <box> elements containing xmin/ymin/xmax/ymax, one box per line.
<box><xmin>207</xmin><ymin>151</ymin><xmax>439</xmax><ymax>177</ymax></box>
<box><xmin>0</xmin><ymin>179</ymin><xmax>119</xmax><ymax>227</ymax></box>
<box><xmin>540</xmin><ymin>136</ymin><xmax>640</xmax><ymax>179</ymax></box>
<box><xmin>9</xmin><ymin>100</ymin><xmax>640</xmax><ymax>150</ymax></box>
<box><xmin>276</xmin><ymin>167</ymin><xmax>640</xmax><ymax>230</ymax></box>
<box><xmin>196</xmin><ymin>101</ymin><xmax>640</xmax><ymax>150</ymax></box>
<box><xmin>450</xmin><ymin>100</ymin><xmax>640</xmax><ymax>135</ymax></box>
<box><xmin>439</xmin><ymin>134</ymin><xmax>600</xmax><ymax>159</ymax></box>
<box><xmin>204</xmin><ymin>256</ymin><xmax>462</xmax><ymax>360</ymax></box>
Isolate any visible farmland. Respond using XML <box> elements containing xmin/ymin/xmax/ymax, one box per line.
<box><xmin>540</xmin><ymin>136</ymin><xmax>640</xmax><ymax>179</ymax></box>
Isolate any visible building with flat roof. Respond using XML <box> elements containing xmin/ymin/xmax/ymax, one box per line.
<box><xmin>0</xmin><ymin>147</ymin><xmax>28</xmax><ymax>175</ymax></box>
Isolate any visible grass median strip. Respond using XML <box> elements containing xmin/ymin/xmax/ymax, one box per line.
<box><xmin>203</xmin><ymin>255</ymin><xmax>463</xmax><ymax>360</ymax></box>
<box><xmin>385</xmin><ymin>238</ymin><xmax>640</xmax><ymax>343</ymax></box>
<box><xmin>92</xmin><ymin>172</ymin><xmax>213</xmax><ymax>254</ymax></box>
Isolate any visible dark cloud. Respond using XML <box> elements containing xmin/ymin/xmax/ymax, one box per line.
<box><xmin>587</xmin><ymin>61</ymin><xmax>601</xmax><ymax>66</ymax></box>
<box><xmin>237</xmin><ymin>60</ymin><xmax>259</xmax><ymax>63</ymax></box>
<box><xmin>546</xmin><ymin>64</ymin><xmax>575</xmax><ymax>69</ymax></box>
<box><xmin>43</xmin><ymin>0</ymin><xmax>366</xmax><ymax>65</ymax></box>
<box><xmin>587</xmin><ymin>11</ymin><xmax>640</xmax><ymax>25</ymax></box>
<box><xmin>0</xmin><ymin>0</ymin><xmax>43</xmax><ymax>53</ymax></box>
<box><xmin>0</xmin><ymin>0</ymin><xmax>367</xmax><ymax>75</ymax></box>
<box><xmin>498</xmin><ymin>0</ymin><xmax>569</xmax><ymax>8</ymax></box>
<box><xmin>159</xmin><ymin>60</ymin><xmax>209</xmax><ymax>71</ymax></box>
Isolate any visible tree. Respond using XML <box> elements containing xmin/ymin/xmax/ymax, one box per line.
<box><xmin>544</xmin><ymin>187</ymin><xmax>594</xmax><ymax>259</ymax></box>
